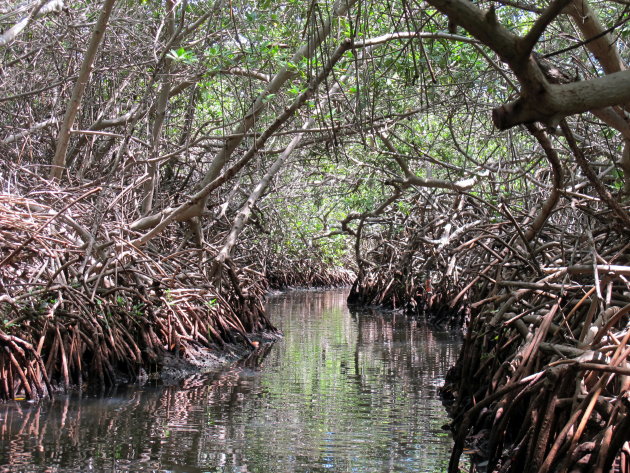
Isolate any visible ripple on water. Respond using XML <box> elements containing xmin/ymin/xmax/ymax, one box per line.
<box><xmin>0</xmin><ymin>289</ymin><xmax>460</xmax><ymax>473</ymax></box>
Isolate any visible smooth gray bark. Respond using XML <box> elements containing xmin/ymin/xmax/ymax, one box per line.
<box><xmin>131</xmin><ymin>0</ymin><xmax>358</xmax><ymax>231</ymax></box>
<box><xmin>49</xmin><ymin>0</ymin><xmax>116</xmax><ymax>180</ymax></box>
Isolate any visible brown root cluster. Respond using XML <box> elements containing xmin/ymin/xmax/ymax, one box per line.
<box><xmin>347</xmin><ymin>186</ymin><xmax>630</xmax><ymax>471</ymax></box>
<box><xmin>0</xmin><ymin>343</ymin><xmax>276</xmax><ymax>469</ymax></box>
<box><xmin>0</xmin><ymin>171</ymin><xmax>278</xmax><ymax>401</ymax></box>
<box><xmin>266</xmin><ymin>257</ymin><xmax>355</xmax><ymax>290</ymax></box>
<box><xmin>347</xmin><ymin>193</ymin><xmax>480</xmax><ymax>327</ymax></box>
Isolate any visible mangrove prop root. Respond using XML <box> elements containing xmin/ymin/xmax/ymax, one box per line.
<box><xmin>0</xmin><ymin>169</ymin><xmax>280</xmax><ymax>400</ymax></box>
<box><xmin>347</xmin><ymin>184</ymin><xmax>630</xmax><ymax>472</ymax></box>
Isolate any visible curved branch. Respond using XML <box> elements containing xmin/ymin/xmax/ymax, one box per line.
<box><xmin>523</xmin><ymin>123</ymin><xmax>563</xmax><ymax>242</ymax></box>
<box><xmin>131</xmin><ymin>39</ymin><xmax>354</xmax><ymax>246</ymax></box>
<box><xmin>428</xmin><ymin>0</ymin><xmax>630</xmax><ymax>131</ymax></box>
<box><xmin>560</xmin><ymin>119</ymin><xmax>630</xmax><ymax>229</ymax></box>
<box><xmin>377</xmin><ymin>130</ymin><xmax>478</xmax><ymax>192</ymax></box>
<box><xmin>520</xmin><ymin>0</ymin><xmax>573</xmax><ymax>57</ymax></box>
<box><xmin>0</xmin><ymin>0</ymin><xmax>64</xmax><ymax>48</ymax></box>
<box><xmin>132</xmin><ymin>0</ymin><xmax>358</xmax><ymax>229</ymax></box>
<box><xmin>493</xmin><ymin>69</ymin><xmax>630</xmax><ymax>129</ymax></box>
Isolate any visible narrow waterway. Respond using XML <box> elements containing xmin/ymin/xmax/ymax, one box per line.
<box><xmin>0</xmin><ymin>290</ymin><xmax>461</xmax><ymax>473</ymax></box>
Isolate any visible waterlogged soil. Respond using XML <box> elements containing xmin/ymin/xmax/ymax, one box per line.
<box><xmin>0</xmin><ymin>289</ymin><xmax>461</xmax><ymax>473</ymax></box>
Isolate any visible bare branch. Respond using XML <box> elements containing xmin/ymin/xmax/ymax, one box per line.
<box><xmin>0</xmin><ymin>0</ymin><xmax>64</xmax><ymax>48</ymax></box>
<box><xmin>49</xmin><ymin>0</ymin><xmax>116</xmax><ymax>180</ymax></box>
<box><xmin>520</xmin><ymin>0</ymin><xmax>573</xmax><ymax>58</ymax></box>
<box><xmin>493</xmin><ymin>69</ymin><xmax>630</xmax><ymax>129</ymax></box>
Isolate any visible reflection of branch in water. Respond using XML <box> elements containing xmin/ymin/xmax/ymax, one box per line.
<box><xmin>177</xmin><ymin>340</ymin><xmax>275</xmax><ymax>391</ymax></box>
<box><xmin>348</xmin><ymin>305</ymin><xmax>461</xmax><ymax>387</ymax></box>
<box><xmin>1</xmin><ymin>291</ymin><xmax>459</xmax><ymax>473</ymax></box>
<box><xmin>0</xmin><ymin>392</ymin><xmax>159</xmax><ymax>471</ymax></box>
<box><xmin>0</xmin><ymin>357</ymin><xmax>278</xmax><ymax>472</ymax></box>
<box><xmin>236</xmin><ymin>340</ymin><xmax>275</xmax><ymax>369</ymax></box>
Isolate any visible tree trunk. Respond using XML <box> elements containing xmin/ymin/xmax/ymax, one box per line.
<box><xmin>49</xmin><ymin>0</ymin><xmax>116</xmax><ymax>180</ymax></box>
<box><xmin>141</xmin><ymin>0</ymin><xmax>176</xmax><ymax>216</ymax></box>
<box><xmin>131</xmin><ymin>0</ymin><xmax>358</xmax><ymax>230</ymax></box>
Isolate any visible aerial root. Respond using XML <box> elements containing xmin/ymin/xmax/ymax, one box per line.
<box><xmin>266</xmin><ymin>255</ymin><xmax>355</xmax><ymax>289</ymax></box>
<box><xmin>0</xmin><ymin>174</ymin><xmax>278</xmax><ymax>400</ymax></box>
<box><xmin>346</xmin><ymin>188</ymin><xmax>630</xmax><ymax>472</ymax></box>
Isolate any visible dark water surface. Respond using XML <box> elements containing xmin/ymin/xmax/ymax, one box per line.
<box><xmin>0</xmin><ymin>290</ymin><xmax>461</xmax><ymax>473</ymax></box>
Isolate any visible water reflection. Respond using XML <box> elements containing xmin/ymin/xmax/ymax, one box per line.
<box><xmin>0</xmin><ymin>290</ymin><xmax>460</xmax><ymax>472</ymax></box>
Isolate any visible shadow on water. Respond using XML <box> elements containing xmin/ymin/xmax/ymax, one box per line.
<box><xmin>0</xmin><ymin>289</ymin><xmax>461</xmax><ymax>473</ymax></box>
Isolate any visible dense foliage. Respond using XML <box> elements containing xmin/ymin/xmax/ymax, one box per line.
<box><xmin>1</xmin><ymin>0</ymin><xmax>629</xmax><ymax>471</ymax></box>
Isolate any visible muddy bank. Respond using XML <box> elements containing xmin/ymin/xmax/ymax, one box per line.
<box><xmin>156</xmin><ymin>331</ymin><xmax>281</xmax><ymax>385</ymax></box>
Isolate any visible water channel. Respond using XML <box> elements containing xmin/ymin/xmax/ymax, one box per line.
<box><xmin>0</xmin><ymin>290</ymin><xmax>461</xmax><ymax>473</ymax></box>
